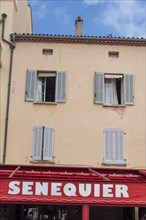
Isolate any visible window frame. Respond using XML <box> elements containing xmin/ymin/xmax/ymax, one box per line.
<box><xmin>36</xmin><ymin>72</ymin><xmax>57</xmax><ymax>103</ymax></box>
<box><xmin>104</xmin><ymin>74</ymin><xmax>124</xmax><ymax>105</ymax></box>
<box><xmin>25</xmin><ymin>69</ymin><xmax>66</xmax><ymax>104</ymax></box>
<box><xmin>94</xmin><ymin>72</ymin><xmax>134</xmax><ymax>106</ymax></box>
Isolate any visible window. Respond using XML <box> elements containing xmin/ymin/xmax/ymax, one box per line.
<box><xmin>36</xmin><ymin>72</ymin><xmax>56</xmax><ymax>102</ymax></box>
<box><xmin>25</xmin><ymin>70</ymin><xmax>66</xmax><ymax>103</ymax></box>
<box><xmin>94</xmin><ymin>72</ymin><xmax>134</xmax><ymax>106</ymax></box>
<box><xmin>32</xmin><ymin>126</ymin><xmax>54</xmax><ymax>161</ymax></box>
<box><xmin>103</xmin><ymin>128</ymin><xmax>125</xmax><ymax>164</ymax></box>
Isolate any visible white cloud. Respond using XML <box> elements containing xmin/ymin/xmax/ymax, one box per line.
<box><xmin>30</xmin><ymin>1</ymin><xmax>72</xmax><ymax>25</ymax></box>
<box><xmin>30</xmin><ymin>1</ymin><xmax>49</xmax><ymax>20</ymax></box>
<box><xmin>96</xmin><ymin>1</ymin><xmax>146</xmax><ymax>37</ymax></box>
<box><xmin>83</xmin><ymin>0</ymin><xmax>103</xmax><ymax>5</ymax></box>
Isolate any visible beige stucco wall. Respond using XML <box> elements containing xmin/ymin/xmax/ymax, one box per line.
<box><xmin>0</xmin><ymin>0</ymin><xmax>32</xmax><ymax>163</ymax></box>
<box><xmin>6</xmin><ymin>41</ymin><xmax>146</xmax><ymax>168</ymax></box>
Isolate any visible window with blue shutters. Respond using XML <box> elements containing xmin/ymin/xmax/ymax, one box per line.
<box><xmin>94</xmin><ymin>72</ymin><xmax>134</xmax><ymax>106</ymax></box>
<box><xmin>32</xmin><ymin>126</ymin><xmax>54</xmax><ymax>161</ymax></box>
<box><xmin>103</xmin><ymin>128</ymin><xmax>126</xmax><ymax>165</ymax></box>
<box><xmin>25</xmin><ymin>70</ymin><xmax>66</xmax><ymax>103</ymax></box>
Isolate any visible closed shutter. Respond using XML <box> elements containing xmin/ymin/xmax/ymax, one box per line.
<box><xmin>25</xmin><ymin>69</ymin><xmax>36</xmax><ymax>101</ymax></box>
<box><xmin>115</xmin><ymin>129</ymin><xmax>124</xmax><ymax>162</ymax></box>
<box><xmin>94</xmin><ymin>72</ymin><xmax>104</xmax><ymax>104</ymax></box>
<box><xmin>43</xmin><ymin>127</ymin><xmax>54</xmax><ymax>160</ymax></box>
<box><xmin>124</xmin><ymin>74</ymin><xmax>134</xmax><ymax>105</ymax></box>
<box><xmin>104</xmin><ymin>129</ymin><xmax>124</xmax><ymax>163</ymax></box>
<box><xmin>104</xmin><ymin>129</ymin><xmax>114</xmax><ymax>161</ymax></box>
<box><xmin>32</xmin><ymin>126</ymin><xmax>43</xmax><ymax>160</ymax></box>
<box><xmin>56</xmin><ymin>71</ymin><xmax>66</xmax><ymax>103</ymax></box>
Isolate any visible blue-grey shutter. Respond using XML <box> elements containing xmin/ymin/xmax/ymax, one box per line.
<box><xmin>115</xmin><ymin>129</ymin><xmax>124</xmax><ymax>162</ymax></box>
<box><xmin>124</xmin><ymin>74</ymin><xmax>134</xmax><ymax>105</ymax></box>
<box><xmin>43</xmin><ymin>126</ymin><xmax>54</xmax><ymax>160</ymax></box>
<box><xmin>94</xmin><ymin>72</ymin><xmax>104</xmax><ymax>104</ymax></box>
<box><xmin>25</xmin><ymin>69</ymin><xmax>36</xmax><ymax>101</ymax></box>
<box><xmin>32</xmin><ymin>126</ymin><xmax>43</xmax><ymax>160</ymax></box>
<box><xmin>104</xmin><ymin>129</ymin><xmax>114</xmax><ymax>162</ymax></box>
<box><xmin>56</xmin><ymin>71</ymin><xmax>66</xmax><ymax>103</ymax></box>
<box><xmin>104</xmin><ymin>129</ymin><xmax>124</xmax><ymax>163</ymax></box>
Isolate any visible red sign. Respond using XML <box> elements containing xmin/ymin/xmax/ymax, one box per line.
<box><xmin>0</xmin><ymin>179</ymin><xmax>146</xmax><ymax>206</ymax></box>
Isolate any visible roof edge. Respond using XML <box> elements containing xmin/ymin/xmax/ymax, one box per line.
<box><xmin>10</xmin><ymin>33</ymin><xmax>146</xmax><ymax>47</ymax></box>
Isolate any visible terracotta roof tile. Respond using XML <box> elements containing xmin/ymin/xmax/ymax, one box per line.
<box><xmin>10</xmin><ymin>33</ymin><xmax>146</xmax><ymax>47</ymax></box>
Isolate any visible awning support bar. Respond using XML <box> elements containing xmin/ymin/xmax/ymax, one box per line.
<box><xmin>138</xmin><ymin>170</ymin><xmax>146</xmax><ymax>176</ymax></box>
<box><xmin>88</xmin><ymin>168</ymin><xmax>110</xmax><ymax>181</ymax></box>
<box><xmin>9</xmin><ymin>165</ymin><xmax>20</xmax><ymax>178</ymax></box>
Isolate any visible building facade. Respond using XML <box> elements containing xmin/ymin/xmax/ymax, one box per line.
<box><xmin>5</xmin><ymin>33</ymin><xmax>146</xmax><ymax>170</ymax></box>
<box><xmin>0</xmin><ymin>7</ymin><xmax>146</xmax><ymax>220</ymax></box>
<box><xmin>0</xmin><ymin>0</ymin><xmax>32</xmax><ymax>163</ymax></box>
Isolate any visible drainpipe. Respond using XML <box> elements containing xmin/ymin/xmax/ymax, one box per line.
<box><xmin>1</xmin><ymin>13</ymin><xmax>15</xmax><ymax>164</ymax></box>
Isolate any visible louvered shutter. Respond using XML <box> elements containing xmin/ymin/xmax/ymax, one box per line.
<box><xmin>104</xmin><ymin>129</ymin><xmax>124</xmax><ymax>163</ymax></box>
<box><xmin>43</xmin><ymin>127</ymin><xmax>54</xmax><ymax>160</ymax></box>
<box><xmin>32</xmin><ymin>126</ymin><xmax>43</xmax><ymax>160</ymax></box>
<box><xmin>56</xmin><ymin>71</ymin><xmax>66</xmax><ymax>103</ymax></box>
<box><xmin>25</xmin><ymin>69</ymin><xmax>36</xmax><ymax>101</ymax></box>
<box><xmin>124</xmin><ymin>74</ymin><xmax>134</xmax><ymax>105</ymax></box>
<box><xmin>94</xmin><ymin>72</ymin><xmax>104</xmax><ymax>104</ymax></box>
<box><xmin>104</xmin><ymin>129</ymin><xmax>114</xmax><ymax>162</ymax></box>
<box><xmin>114</xmin><ymin>129</ymin><xmax>124</xmax><ymax>162</ymax></box>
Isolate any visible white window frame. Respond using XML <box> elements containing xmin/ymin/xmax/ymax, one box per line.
<box><xmin>36</xmin><ymin>72</ymin><xmax>56</xmax><ymax>103</ymax></box>
<box><xmin>103</xmin><ymin>128</ymin><xmax>126</xmax><ymax>165</ymax></box>
<box><xmin>104</xmin><ymin>74</ymin><xmax>124</xmax><ymax>105</ymax></box>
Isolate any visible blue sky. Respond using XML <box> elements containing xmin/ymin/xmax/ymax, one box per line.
<box><xmin>29</xmin><ymin>0</ymin><xmax>146</xmax><ymax>38</ymax></box>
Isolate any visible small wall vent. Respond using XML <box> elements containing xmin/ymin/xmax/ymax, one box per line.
<box><xmin>42</xmin><ymin>49</ymin><xmax>53</xmax><ymax>55</ymax></box>
<box><xmin>108</xmin><ymin>51</ymin><xmax>119</xmax><ymax>58</ymax></box>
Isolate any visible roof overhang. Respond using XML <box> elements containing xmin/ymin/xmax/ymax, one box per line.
<box><xmin>10</xmin><ymin>34</ymin><xmax>146</xmax><ymax>47</ymax></box>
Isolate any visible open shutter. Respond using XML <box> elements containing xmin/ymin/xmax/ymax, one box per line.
<box><xmin>43</xmin><ymin>127</ymin><xmax>54</xmax><ymax>160</ymax></box>
<box><xmin>56</xmin><ymin>71</ymin><xmax>66</xmax><ymax>103</ymax></box>
<box><xmin>124</xmin><ymin>74</ymin><xmax>134</xmax><ymax>105</ymax></box>
<box><xmin>25</xmin><ymin>69</ymin><xmax>36</xmax><ymax>101</ymax></box>
<box><xmin>32</xmin><ymin>126</ymin><xmax>43</xmax><ymax>160</ymax></box>
<box><xmin>94</xmin><ymin>72</ymin><xmax>104</xmax><ymax>104</ymax></box>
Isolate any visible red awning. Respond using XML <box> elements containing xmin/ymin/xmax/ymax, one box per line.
<box><xmin>0</xmin><ymin>164</ymin><xmax>146</xmax><ymax>206</ymax></box>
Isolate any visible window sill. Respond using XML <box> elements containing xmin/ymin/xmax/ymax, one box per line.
<box><xmin>33</xmin><ymin>101</ymin><xmax>57</xmax><ymax>105</ymax></box>
<box><xmin>103</xmin><ymin>104</ymin><xmax>126</xmax><ymax>107</ymax></box>
<box><xmin>30</xmin><ymin>160</ymin><xmax>55</xmax><ymax>164</ymax></box>
<box><xmin>102</xmin><ymin>161</ymin><xmax>127</xmax><ymax>166</ymax></box>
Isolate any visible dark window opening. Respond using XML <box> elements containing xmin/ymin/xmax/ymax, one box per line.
<box><xmin>46</xmin><ymin>76</ymin><xmax>56</xmax><ymax>102</ymax></box>
<box><xmin>116</xmin><ymin>78</ymin><xmax>122</xmax><ymax>105</ymax></box>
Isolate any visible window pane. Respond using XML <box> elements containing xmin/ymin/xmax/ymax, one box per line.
<box><xmin>45</xmin><ymin>77</ymin><xmax>56</xmax><ymax>102</ymax></box>
<box><xmin>104</xmin><ymin>76</ymin><xmax>123</xmax><ymax>105</ymax></box>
